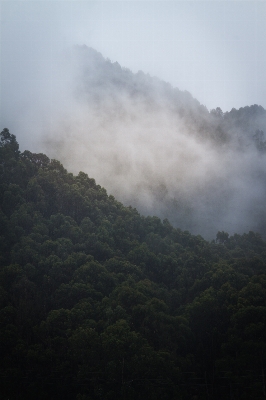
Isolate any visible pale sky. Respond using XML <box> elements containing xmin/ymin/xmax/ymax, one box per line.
<box><xmin>1</xmin><ymin>0</ymin><xmax>266</xmax><ymax>116</ymax></box>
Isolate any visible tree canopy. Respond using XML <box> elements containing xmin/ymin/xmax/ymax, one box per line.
<box><xmin>1</xmin><ymin>128</ymin><xmax>266</xmax><ymax>399</ymax></box>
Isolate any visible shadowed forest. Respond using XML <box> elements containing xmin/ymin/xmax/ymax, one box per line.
<box><xmin>1</xmin><ymin>128</ymin><xmax>266</xmax><ymax>400</ymax></box>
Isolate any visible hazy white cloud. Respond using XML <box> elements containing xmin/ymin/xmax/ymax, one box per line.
<box><xmin>1</xmin><ymin>1</ymin><xmax>266</xmax><ymax>239</ymax></box>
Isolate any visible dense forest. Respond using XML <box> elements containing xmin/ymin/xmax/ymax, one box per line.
<box><xmin>1</xmin><ymin>128</ymin><xmax>266</xmax><ymax>399</ymax></box>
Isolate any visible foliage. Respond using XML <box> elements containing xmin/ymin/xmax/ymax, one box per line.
<box><xmin>1</xmin><ymin>128</ymin><xmax>266</xmax><ymax>399</ymax></box>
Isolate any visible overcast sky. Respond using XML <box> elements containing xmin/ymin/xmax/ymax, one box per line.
<box><xmin>1</xmin><ymin>0</ymin><xmax>266</xmax><ymax>119</ymax></box>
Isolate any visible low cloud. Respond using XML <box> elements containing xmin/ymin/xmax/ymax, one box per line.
<box><xmin>2</xmin><ymin>46</ymin><xmax>266</xmax><ymax>239</ymax></box>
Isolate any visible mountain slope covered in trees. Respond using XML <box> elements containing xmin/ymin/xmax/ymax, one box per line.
<box><xmin>1</xmin><ymin>128</ymin><xmax>266</xmax><ymax>400</ymax></box>
<box><xmin>35</xmin><ymin>46</ymin><xmax>266</xmax><ymax>239</ymax></box>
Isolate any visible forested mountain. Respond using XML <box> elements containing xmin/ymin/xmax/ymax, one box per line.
<box><xmin>1</xmin><ymin>128</ymin><xmax>266</xmax><ymax>400</ymax></box>
<box><xmin>39</xmin><ymin>46</ymin><xmax>266</xmax><ymax>239</ymax></box>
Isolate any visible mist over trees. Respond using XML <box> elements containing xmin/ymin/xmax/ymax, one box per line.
<box><xmin>29</xmin><ymin>46</ymin><xmax>266</xmax><ymax>240</ymax></box>
<box><xmin>1</xmin><ymin>46</ymin><xmax>266</xmax><ymax>400</ymax></box>
<box><xmin>1</xmin><ymin>128</ymin><xmax>266</xmax><ymax>400</ymax></box>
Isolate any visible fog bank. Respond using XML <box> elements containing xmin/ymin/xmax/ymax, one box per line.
<box><xmin>15</xmin><ymin>46</ymin><xmax>265</xmax><ymax>240</ymax></box>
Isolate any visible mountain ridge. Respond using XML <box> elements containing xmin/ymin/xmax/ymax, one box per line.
<box><xmin>37</xmin><ymin>46</ymin><xmax>266</xmax><ymax>239</ymax></box>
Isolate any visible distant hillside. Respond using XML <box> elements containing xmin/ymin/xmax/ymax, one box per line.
<box><xmin>73</xmin><ymin>46</ymin><xmax>266</xmax><ymax>145</ymax></box>
<box><xmin>1</xmin><ymin>128</ymin><xmax>266</xmax><ymax>400</ymax></box>
<box><xmin>37</xmin><ymin>46</ymin><xmax>266</xmax><ymax>239</ymax></box>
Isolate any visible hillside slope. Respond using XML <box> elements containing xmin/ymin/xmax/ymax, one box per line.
<box><xmin>1</xmin><ymin>128</ymin><xmax>266</xmax><ymax>400</ymax></box>
<box><xmin>38</xmin><ymin>46</ymin><xmax>266</xmax><ymax>239</ymax></box>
